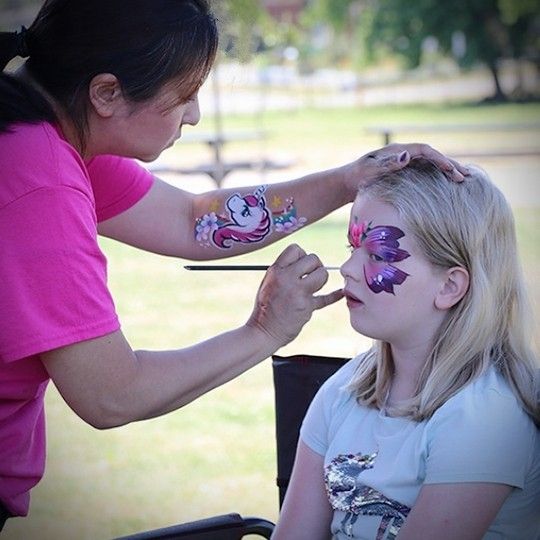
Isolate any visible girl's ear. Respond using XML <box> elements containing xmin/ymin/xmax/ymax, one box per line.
<box><xmin>435</xmin><ymin>266</ymin><xmax>469</xmax><ymax>310</ymax></box>
<box><xmin>88</xmin><ymin>73</ymin><xmax>124</xmax><ymax>118</ymax></box>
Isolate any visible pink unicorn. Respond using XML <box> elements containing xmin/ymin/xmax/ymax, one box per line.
<box><xmin>213</xmin><ymin>187</ymin><xmax>272</xmax><ymax>249</ymax></box>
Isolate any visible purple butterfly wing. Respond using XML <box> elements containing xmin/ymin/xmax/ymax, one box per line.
<box><xmin>365</xmin><ymin>264</ymin><xmax>410</xmax><ymax>294</ymax></box>
<box><xmin>364</xmin><ymin>226</ymin><xmax>410</xmax><ymax>262</ymax></box>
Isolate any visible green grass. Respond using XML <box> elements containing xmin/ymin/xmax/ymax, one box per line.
<box><xmin>189</xmin><ymin>101</ymin><xmax>540</xmax><ymax>162</ymax></box>
<box><xmin>3</xmin><ymin>102</ymin><xmax>539</xmax><ymax>539</ymax></box>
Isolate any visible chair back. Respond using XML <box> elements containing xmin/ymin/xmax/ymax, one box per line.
<box><xmin>113</xmin><ymin>513</ymin><xmax>274</xmax><ymax>540</ymax></box>
<box><xmin>272</xmin><ymin>354</ymin><xmax>350</xmax><ymax>508</ymax></box>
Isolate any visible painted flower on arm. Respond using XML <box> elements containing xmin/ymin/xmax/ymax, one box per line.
<box><xmin>272</xmin><ymin>196</ymin><xmax>307</xmax><ymax>233</ymax></box>
<box><xmin>274</xmin><ymin>215</ymin><xmax>307</xmax><ymax>233</ymax></box>
<box><xmin>195</xmin><ymin>212</ymin><xmax>219</xmax><ymax>244</ymax></box>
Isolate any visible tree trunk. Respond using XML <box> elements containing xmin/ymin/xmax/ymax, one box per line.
<box><xmin>487</xmin><ymin>60</ymin><xmax>507</xmax><ymax>101</ymax></box>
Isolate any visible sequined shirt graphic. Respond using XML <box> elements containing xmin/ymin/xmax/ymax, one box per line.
<box><xmin>325</xmin><ymin>451</ymin><xmax>410</xmax><ymax>539</ymax></box>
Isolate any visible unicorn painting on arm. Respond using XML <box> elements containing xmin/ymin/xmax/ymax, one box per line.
<box><xmin>212</xmin><ymin>186</ymin><xmax>272</xmax><ymax>249</ymax></box>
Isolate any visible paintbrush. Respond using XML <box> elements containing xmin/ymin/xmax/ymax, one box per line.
<box><xmin>184</xmin><ymin>265</ymin><xmax>341</xmax><ymax>271</ymax></box>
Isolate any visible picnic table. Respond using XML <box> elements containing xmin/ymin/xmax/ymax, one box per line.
<box><xmin>149</xmin><ymin>130</ymin><xmax>293</xmax><ymax>188</ymax></box>
<box><xmin>366</xmin><ymin>122</ymin><xmax>540</xmax><ymax>157</ymax></box>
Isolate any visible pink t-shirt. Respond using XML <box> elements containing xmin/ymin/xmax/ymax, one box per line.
<box><xmin>0</xmin><ymin>122</ymin><xmax>154</xmax><ymax>516</ymax></box>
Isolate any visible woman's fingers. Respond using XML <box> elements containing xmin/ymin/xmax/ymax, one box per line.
<box><xmin>352</xmin><ymin>143</ymin><xmax>468</xmax><ymax>190</ymax></box>
<box><xmin>272</xmin><ymin>242</ymin><xmax>307</xmax><ymax>268</ymax></box>
<box><xmin>292</xmin><ymin>252</ymin><xmax>325</xmax><ymax>278</ymax></box>
<box><xmin>449</xmin><ymin>157</ymin><xmax>468</xmax><ymax>177</ymax></box>
<box><xmin>376</xmin><ymin>149</ymin><xmax>411</xmax><ymax>172</ymax></box>
<box><xmin>313</xmin><ymin>288</ymin><xmax>344</xmax><ymax>311</ymax></box>
<box><xmin>393</xmin><ymin>143</ymin><xmax>468</xmax><ymax>182</ymax></box>
<box><xmin>249</xmin><ymin>246</ymin><xmax>340</xmax><ymax>347</ymax></box>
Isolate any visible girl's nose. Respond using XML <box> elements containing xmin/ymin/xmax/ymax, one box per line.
<box><xmin>340</xmin><ymin>252</ymin><xmax>362</xmax><ymax>281</ymax></box>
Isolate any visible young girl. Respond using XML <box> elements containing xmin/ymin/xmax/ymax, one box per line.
<box><xmin>273</xmin><ymin>160</ymin><xmax>540</xmax><ymax>540</ymax></box>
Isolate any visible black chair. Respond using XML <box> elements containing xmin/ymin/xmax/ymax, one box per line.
<box><xmin>114</xmin><ymin>354</ymin><xmax>350</xmax><ymax>540</ymax></box>
<box><xmin>114</xmin><ymin>513</ymin><xmax>275</xmax><ymax>540</ymax></box>
<box><xmin>272</xmin><ymin>353</ymin><xmax>350</xmax><ymax>507</ymax></box>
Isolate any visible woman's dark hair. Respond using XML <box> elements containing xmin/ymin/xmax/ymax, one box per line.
<box><xmin>0</xmin><ymin>0</ymin><xmax>218</xmax><ymax>147</ymax></box>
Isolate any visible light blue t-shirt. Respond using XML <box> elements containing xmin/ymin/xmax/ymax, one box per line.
<box><xmin>300</xmin><ymin>354</ymin><xmax>540</xmax><ymax>540</ymax></box>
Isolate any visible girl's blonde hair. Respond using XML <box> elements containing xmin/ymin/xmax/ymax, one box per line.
<box><xmin>348</xmin><ymin>159</ymin><xmax>539</xmax><ymax>425</ymax></box>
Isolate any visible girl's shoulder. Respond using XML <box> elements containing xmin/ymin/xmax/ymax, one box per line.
<box><xmin>424</xmin><ymin>367</ymin><xmax>539</xmax><ymax>490</ymax></box>
<box><xmin>430</xmin><ymin>366</ymin><xmax>536</xmax><ymax>434</ymax></box>
<box><xmin>313</xmin><ymin>353</ymin><xmax>368</xmax><ymax>412</ymax></box>
<box><xmin>446</xmin><ymin>366</ymin><xmax>518</xmax><ymax>406</ymax></box>
<box><xmin>319</xmin><ymin>353</ymin><xmax>365</xmax><ymax>393</ymax></box>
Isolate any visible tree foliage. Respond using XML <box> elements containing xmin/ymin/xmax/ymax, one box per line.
<box><xmin>367</xmin><ymin>0</ymin><xmax>538</xmax><ymax>65</ymax></box>
<box><xmin>212</xmin><ymin>0</ymin><xmax>269</xmax><ymax>61</ymax></box>
<box><xmin>308</xmin><ymin>0</ymin><xmax>539</xmax><ymax>99</ymax></box>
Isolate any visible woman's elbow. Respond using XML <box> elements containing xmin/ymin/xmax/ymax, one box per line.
<box><xmin>71</xmin><ymin>398</ymin><xmax>135</xmax><ymax>430</ymax></box>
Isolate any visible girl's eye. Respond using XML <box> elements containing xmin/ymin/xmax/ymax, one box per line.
<box><xmin>369</xmin><ymin>253</ymin><xmax>384</xmax><ymax>262</ymax></box>
<box><xmin>346</xmin><ymin>243</ymin><xmax>355</xmax><ymax>253</ymax></box>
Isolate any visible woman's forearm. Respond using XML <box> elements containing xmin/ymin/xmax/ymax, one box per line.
<box><xmin>98</xmin><ymin>144</ymin><xmax>465</xmax><ymax>260</ymax></box>
<box><xmin>97</xmin><ymin>164</ymin><xmax>353</xmax><ymax>260</ymax></box>
<box><xmin>42</xmin><ymin>245</ymin><xmax>341</xmax><ymax>429</ymax></box>
<box><xmin>130</xmin><ymin>323</ymin><xmax>280</xmax><ymax>421</ymax></box>
<box><xmin>42</xmin><ymin>323</ymin><xmax>281</xmax><ymax>429</ymax></box>
<box><xmin>187</xmin><ymin>163</ymin><xmax>355</xmax><ymax>260</ymax></box>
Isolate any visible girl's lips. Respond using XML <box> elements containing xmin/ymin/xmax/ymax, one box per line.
<box><xmin>344</xmin><ymin>290</ymin><xmax>363</xmax><ymax>307</ymax></box>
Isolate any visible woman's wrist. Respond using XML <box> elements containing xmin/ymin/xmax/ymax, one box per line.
<box><xmin>243</xmin><ymin>318</ymin><xmax>288</xmax><ymax>357</ymax></box>
<box><xmin>337</xmin><ymin>159</ymin><xmax>366</xmax><ymax>202</ymax></box>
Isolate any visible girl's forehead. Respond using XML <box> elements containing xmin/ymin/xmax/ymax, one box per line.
<box><xmin>350</xmin><ymin>197</ymin><xmax>400</xmax><ymax>226</ymax></box>
<box><xmin>348</xmin><ymin>197</ymin><xmax>419</xmax><ymax>254</ymax></box>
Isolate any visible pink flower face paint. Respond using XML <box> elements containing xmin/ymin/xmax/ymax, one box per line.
<box><xmin>348</xmin><ymin>218</ymin><xmax>411</xmax><ymax>294</ymax></box>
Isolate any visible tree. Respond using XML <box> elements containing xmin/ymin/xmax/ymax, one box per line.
<box><xmin>301</xmin><ymin>0</ymin><xmax>366</xmax><ymax>69</ymax></box>
<box><xmin>307</xmin><ymin>0</ymin><xmax>540</xmax><ymax>101</ymax></box>
<box><xmin>212</xmin><ymin>0</ymin><xmax>269</xmax><ymax>62</ymax></box>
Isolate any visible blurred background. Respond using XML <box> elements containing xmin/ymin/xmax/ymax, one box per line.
<box><xmin>2</xmin><ymin>0</ymin><xmax>539</xmax><ymax>538</ymax></box>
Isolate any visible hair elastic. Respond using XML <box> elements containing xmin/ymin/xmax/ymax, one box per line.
<box><xmin>15</xmin><ymin>26</ymin><xmax>30</xmax><ymax>58</ymax></box>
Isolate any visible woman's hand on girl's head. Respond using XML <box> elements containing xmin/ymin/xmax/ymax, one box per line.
<box><xmin>345</xmin><ymin>143</ymin><xmax>468</xmax><ymax>191</ymax></box>
<box><xmin>247</xmin><ymin>244</ymin><xmax>344</xmax><ymax>348</ymax></box>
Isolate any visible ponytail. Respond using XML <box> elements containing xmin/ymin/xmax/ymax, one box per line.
<box><xmin>0</xmin><ymin>27</ymin><xmax>56</xmax><ymax>133</ymax></box>
<box><xmin>0</xmin><ymin>75</ymin><xmax>56</xmax><ymax>132</ymax></box>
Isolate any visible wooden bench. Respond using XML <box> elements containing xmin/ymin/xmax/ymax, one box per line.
<box><xmin>149</xmin><ymin>158</ymin><xmax>293</xmax><ymax>184</ymax></box>
<box><xmin>150</xmin><ymin>130</ymin><xmax>293</xmax><ymax>187</ymax></box>
<box><xmin>365</xmin><ymin>122</ymin><xmax>540</xmax><ymax>157</ymax></box>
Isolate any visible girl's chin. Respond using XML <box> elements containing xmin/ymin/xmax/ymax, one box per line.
<box><xmin>349</xmin><ymin>320</ymin><xmax>381</xmax><ymax>341</ymax></box>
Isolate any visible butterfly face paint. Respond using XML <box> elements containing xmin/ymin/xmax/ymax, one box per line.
<box><xmin>348</xmin><ymin>218</ymin><xmax>411</xmax><ymax>294</ymax></box>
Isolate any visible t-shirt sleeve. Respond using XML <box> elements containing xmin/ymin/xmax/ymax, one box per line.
<box><xmin>0</xmin><ymin>185</ymin><xmax>120</xmax><ymax>362</ymax></box>
<box><xmin>300</xmin><ymin>358</ymin><xmax>359</xmax><ymax>456</ymax></box>
<box><xmin>424</xmin><ymin>377</ymin><xmax>536</xmax><ymax>488</ymax></box>
<box><xmin>86</xmin><ymin>156</ymin><xmax>154</xmax><ymax>222</ymax></box>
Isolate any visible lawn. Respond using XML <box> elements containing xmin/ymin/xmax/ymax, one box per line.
<box><xmin>3</xmin><ymin>102</ymin><xmax>539</xmax><ymax>539</ymax></box>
